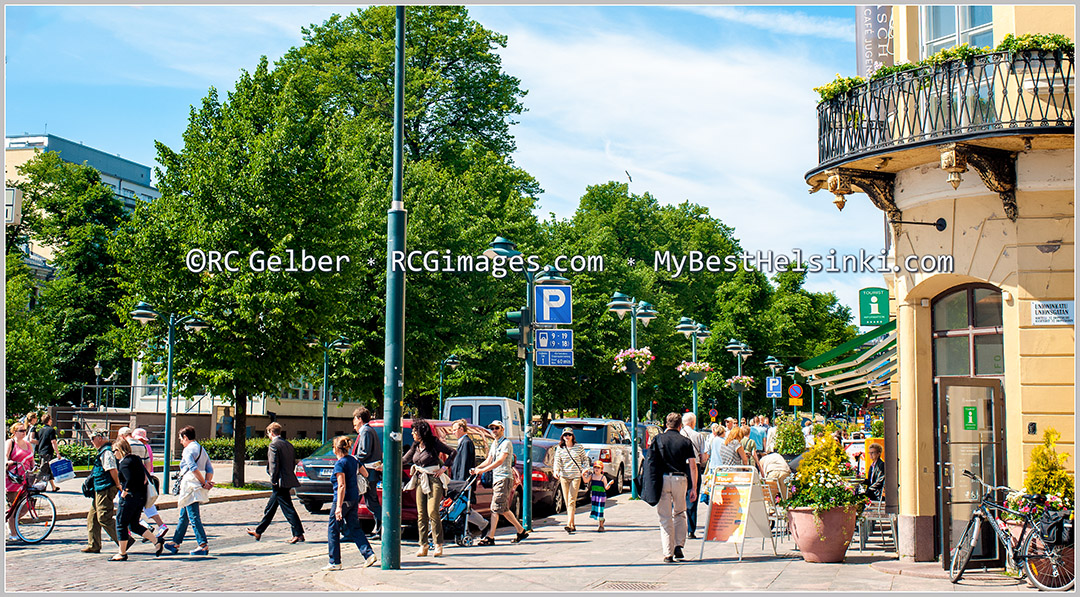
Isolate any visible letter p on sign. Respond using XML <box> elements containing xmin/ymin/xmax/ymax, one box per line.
<box><xmin>535</xmin><ymin>286</ymin><xmax>572</xmax><ymax>325</ymax></box>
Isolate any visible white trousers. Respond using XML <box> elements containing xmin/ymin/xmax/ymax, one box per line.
<box><xmin>656</xmin><ymin>474</ymin><xmax>688</xmax><ymax>558</ymax></box>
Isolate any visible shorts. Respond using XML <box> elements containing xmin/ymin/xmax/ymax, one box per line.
<box><xmin>491</xmin><ymin>477</ymin><xmax>514</xmax><ymax>514</ymax></box>
<box><xmin>36</xmin><ymin>458</ymin><xmax>54</xmax><ymax>481</ymax></box>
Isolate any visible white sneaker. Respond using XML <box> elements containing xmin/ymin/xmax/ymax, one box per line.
<box><xmin>155</xmin><ymin>524</ymin><xmax>169</xmax><ymax>538</ymax></box>
<box><xmin>364</xmin><ymin>554</ymin><xmax>378</xmax><ymax>568</ymax></box>
<box><xmin>321</xmin><ymin>563</ymin><xmax>343</xmax><ymax>571</ymax></box>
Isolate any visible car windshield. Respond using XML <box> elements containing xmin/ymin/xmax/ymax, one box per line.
<box><xmin>543</xmin><ymin>424</ymin><xmax>607</xmax><ymax>444</ymax></box>
<box><xmin>307</xmin><ymin>427</ymin><xmax>415</xmax><ymax>459</ymax></box>
<box><xmin>512</xmin><ymin>443</ymin><xmax>550</xmax><ymax>463</ymax></box>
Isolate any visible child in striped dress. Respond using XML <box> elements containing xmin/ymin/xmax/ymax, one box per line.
<box><xmin>588</xmin><ymin>461</ymin><xmax>614</xmax><ymax>531</ymax></box>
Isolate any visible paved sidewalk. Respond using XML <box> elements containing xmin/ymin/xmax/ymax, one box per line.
<box><xmin>316</xmin><ymin>495</ymin><xmax>1035</xmax><ymax>592</ymax></box>
<box><xmin>47</xmin><ymin>463</ymin><xmax>272</xmax><ymax>520</ymax></box>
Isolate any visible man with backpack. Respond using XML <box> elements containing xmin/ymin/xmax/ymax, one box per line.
<box><xmin>82</xmin><ymin>430</ymin><xmax>121</xmax><ymax>553</ymax></box>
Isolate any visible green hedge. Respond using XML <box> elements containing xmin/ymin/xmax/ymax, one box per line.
<box><xmin>199</xmin><ymin>437</ymin><xmax>323</xmax><ymax>461</ymax></box>
<box><xmin>58</xmin><ymin>443</ymin><xmax>99</xmax><ymax>466</ymax></box>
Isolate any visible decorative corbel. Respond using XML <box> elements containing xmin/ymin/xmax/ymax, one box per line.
<box><xmin>938</xmin><ymin>143</ymin><xmax>1018</xmax><ymax>221</ymax></box>
<box><xmin>825</xmin><ymin>167</ymin><xmax>901</xmax><ymax>237</ymax></box>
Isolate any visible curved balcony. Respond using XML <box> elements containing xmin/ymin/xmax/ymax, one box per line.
<box><xmin>806</xmin><ymin>50</ymin><xmax>1074</xmax><ymax>180</ymax></box>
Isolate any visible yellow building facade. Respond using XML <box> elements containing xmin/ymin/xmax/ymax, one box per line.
<box><xmin>806</xmin><ymin>6</ymin><xmax>1074</xmax><ymax>563</ymax></box>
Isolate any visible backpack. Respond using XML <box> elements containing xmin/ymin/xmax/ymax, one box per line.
<box><xmin>1038</xmin><ymin>511</ymin><xmax>1074</xmax><ymax>546</ymax></box>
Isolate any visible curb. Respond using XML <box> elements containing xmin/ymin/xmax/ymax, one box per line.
<box><xmin>871</xmin><ymin>560</ymin><xmax>949</xmax><ymax>579</ymax></box>
<box><xmin>55</xmin><ymin>490</ymin><xmax>272</xmax><ymax>521</ymax></box>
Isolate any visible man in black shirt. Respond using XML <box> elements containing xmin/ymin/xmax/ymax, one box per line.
<box><xmin>650</xmin><ymin>412</ymin><xmax>699</xmax><ymax>563</ymax></box>
<box><xmin>351</xmin><ymin>407</ymin><xmax>383</xmax><ymax>538</ymax></box>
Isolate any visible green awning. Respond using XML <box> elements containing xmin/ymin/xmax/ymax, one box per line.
<box><xmin>796</xmin><ymin>320</ymin><xmax>896</xmax><ymax>371</ymax></box>
<box><xmin>796</xmin><ymin>320</ymin><xmax>898</xmax><ymax>396</ymax></box>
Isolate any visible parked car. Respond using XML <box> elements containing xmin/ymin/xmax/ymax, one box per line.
<box><xmin>510</xmin><ymin>438</ymin><xmax>590</xmax><ymax>517</ymax></box>
<box><xmin>294</xmin><ymin>419</ymin><xmax>519</xmax><ymax>530</ymax></box>
<box><xmin>542</xmin><ymin>418</ymin><xmax>633</xmax><ymax>495</ymax></box>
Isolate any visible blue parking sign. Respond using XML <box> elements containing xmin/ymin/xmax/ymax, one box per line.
<box><xmin>535</xmin><ymin>286</ymin><xmax>572</xmax><ymax>324</ymax></box>
<box><xmin>766</xmin><ymin>376</ymin><xmax>782</xmax><ymax>398</ymax></box>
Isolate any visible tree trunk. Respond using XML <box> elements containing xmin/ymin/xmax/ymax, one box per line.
<box><xmin>232</xmin><ymin>388</ymin><xmax>247</xmax><ymax>487</ymax></box>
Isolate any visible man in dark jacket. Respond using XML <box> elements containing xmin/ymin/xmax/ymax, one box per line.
<box><xmin>650</xmin><ymin>413</ymin><xmax>698</xmax><ymax>563</ymax></box>
<box><xmin>861</xmin><ymin>443</ymin><xmax>885</xmax><ymax>501</ymax></box>
<box><xmin>448</xmin><ymin>419</ymin><xmax>475</xmax><ymax>482</ymax></box>
<box><xmin>352</xmin><ymin>406</ymin><xmax>382</xmax><ymax>538</ymax></box>
<box><xmin>247</xmin><ymin>422</ymin><xmax>304</xmax><ymax>543</ymax></box>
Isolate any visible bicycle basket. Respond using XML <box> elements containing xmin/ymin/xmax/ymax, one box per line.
<box><xmin>1038</xmin><ymin>511</ymin><xmax>1074</xmax><ymax>546</ymax></box>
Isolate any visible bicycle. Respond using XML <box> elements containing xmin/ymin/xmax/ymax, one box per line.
<box><xmin>949</xmin><ymin>469</ymin><xmax>1074</xmax><ymax>591</ymax></box>
<box><xmin>5</xmin><ymin>462</ymin><xmax>57</xmax><ymax>544</ymax></box>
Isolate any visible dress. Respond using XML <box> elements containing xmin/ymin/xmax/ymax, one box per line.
<box><xmin>5</xmin><ymin>440</ymin><xmax>34</xmax><ymax>493</ymax></box>
<box><xmin>588</xmin><ymin>474</ymin><xmax>607</xmax><ymax>521</ymax></box>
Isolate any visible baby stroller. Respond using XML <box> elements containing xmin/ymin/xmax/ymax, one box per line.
<box><xmin>440</xmin><ymin>474</ymin><xmax>482</xmax><ymax>546</ymax></box>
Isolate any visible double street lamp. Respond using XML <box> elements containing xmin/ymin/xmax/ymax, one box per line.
<box><xmin>437</xmin><ymin>354</ymin><xmax>461</xmax><ymax>417</ymax></box>
<box><xmin>763</xmin><ymin>355</ymin><xmax>782</xmax><ymax>416</ymax></box>
<box><xmin>674</xmin><ymin>317</ymin><xmax>711</xmax><ymax>422</ymax></box>
<box><xmin>606</xmin><ymin>292</ymin><xmax>657</xmax><ymax>500</ymax></box>
<box><xmin>130</xmin><ymin>302</ymin><xmax>211</xmax><ymax>485</ymax></box>
<box><xmin>307</xmin><ymin>336</ymin><xmax>352</xmax><ymax>442</ymax></box>
<box><xmin>724</xmin><ymin>339</ymin><xmax>752</xmax><ymax>423</ymax></box>
<box><xmin>485</xmin><ymin>236</ymin><xmax>569</xmax><ymax>530</ymax></box>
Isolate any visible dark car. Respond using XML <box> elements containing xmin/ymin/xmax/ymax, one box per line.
<box><xmin>295</xmin><ymin>419</ymin><xmax>513</xmax><ymax>529</ymax></box>
<box><xmin>510</xmin><ymin>438</ymin><xmax>587</xmax><ymax>517</ymax></box>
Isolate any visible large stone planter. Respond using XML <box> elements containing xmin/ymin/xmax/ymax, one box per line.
<box><xmin>787</xmin><ymin>504</ymin><xmax>860</xmax><ymax>563</ymax></box>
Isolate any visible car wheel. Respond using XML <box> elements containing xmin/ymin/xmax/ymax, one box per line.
<box><xmin>553</xmin><ymin>486</ymin><xmax>565</xmax><ymax>514</ymax></box>
<box><xmin>512</xmin><ymin>493</ymin><xmax>523</xmax><ymax>523</ymax></box>
<box><xmin>610</xmin><ymin>467</ymin><xmax>624</xmax><ymax>496</ymax></box>
<box><xmin>301</xmin><ymin>500</ymin><xmax>325</xmax><ymax>514</ymax></box>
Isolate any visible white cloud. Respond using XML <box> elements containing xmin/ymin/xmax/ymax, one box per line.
<box><xmin>678</xmin><ymin>6</ymin><xmax>855</xmax><ymax>42</ymax></box>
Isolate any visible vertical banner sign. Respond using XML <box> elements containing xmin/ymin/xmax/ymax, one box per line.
<box><xmin>856</xmin><ymin>6</ymin><xmax>894</xmax><ymax>79</ymax></box>
<box><xmin>859</xmin><ymin>287</ymin><xmax>890</xmax><ymax>326</ymax></box>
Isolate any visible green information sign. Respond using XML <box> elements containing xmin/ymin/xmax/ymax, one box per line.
<box><xmin>963</xmin><ymin>406</ymin><xmax>978</xmax><ymax>430</ymax></box>
<box><xmin>859</xmin><ymin>287</ymin><xmax>890</xmax><ymax>326</ymax></box>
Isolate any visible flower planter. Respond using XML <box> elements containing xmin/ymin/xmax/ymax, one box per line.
<box><xmin>623</xmin><ymin>360</ymin><xmax>642</xmax><ymax>375</ymax></box>
<box><xmin>683</xmin><ymin>371</ymin><xmax>707</xmax><ymax>382</ymax></box>
<box><xmin>730</xmin><ymin>383</ymin><xmax>747</xmax><ymax>393</ymax></box>
<box><xmin>787</xmin><ymin>504</ymin><xmax>860</xmax><ymax>563</ymax></box>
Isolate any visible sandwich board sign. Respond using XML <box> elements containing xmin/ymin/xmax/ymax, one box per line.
<box><xmin>699</xmin><ymin>465</ymin><xmax>772</xmax><ymax>561</ymax></box>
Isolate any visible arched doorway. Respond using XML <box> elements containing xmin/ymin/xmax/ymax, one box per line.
<box><xmin>931</xmin><ymin>284</ymin><xmax>1006</xmax><ymax>567</ymax></box>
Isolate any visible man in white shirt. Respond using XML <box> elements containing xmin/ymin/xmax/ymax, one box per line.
<box><xmin>679</xmin><ymin>413</ymin><xmax>708</xmax><ymax>540</ymax></box>
<box><xmin>471</xmin><ymin>420</ymin><xmax>528</xmax><ymax>546</ymax></box>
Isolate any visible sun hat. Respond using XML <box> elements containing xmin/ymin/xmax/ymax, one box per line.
<box><xmin>131</xmin><ymin>428</ymin><xmax>149</xmax><ymax>442</ymax></box>
<box><xmin>560</xmin><ymin>429</ymin><xmax>574</xmax><ymax>437</ymax></box>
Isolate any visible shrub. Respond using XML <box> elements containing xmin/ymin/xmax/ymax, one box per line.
<box><xmin>996</xmin><ymin>33</ymin><xmax>1074</xmax><ymax>55</ymax></box>
<box><xmin>812</xmin><ymin>423</ymin><xmax>825</xmax><ymax>437</ymax></box>
<box><xmin>846</xmin><ymin>422</ymin><xmax>862</xmax><ymax>435</ymax></box>
<box><xmin>813</xmin><ymin>74</ymin><xmax>866</xmax><ymax>102</ymax></box>
<box><xmin>1024</xmin><ymin>428</ymin><xmax>1074</xmax><ymax>506</ymax></box>
<box><xmin>780</xmin><ymin>467</ymin><xmax>868</xmax><ymax>513</ymax></box>
<box><xmin>774</xmin><ymin>415</ymin><xmax>806</xmax><ymax>455</ymax></box>
<box><xmin>58</xmin><ymin>443</ymin><xmax>98</xmax><ymax>466</ymax></box>
<box><xmin>871</xmin><ymin>420</ymin><xmax>885</xmax><ymax>438</ymax></box>
<box><xmin>200</xmin><ymin>437</ymin><xmax>324</xmax><ymax>461</ymax></box>
<box><xmin>796</xmin><ymin>433</ymin><xmax>852</xmax><ymax>481</ymax></box>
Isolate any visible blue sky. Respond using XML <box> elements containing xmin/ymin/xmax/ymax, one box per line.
<box><xmin>5</xmin><ymin>5</ymin><xmax>888</xmax><ymax>318</ymax></box>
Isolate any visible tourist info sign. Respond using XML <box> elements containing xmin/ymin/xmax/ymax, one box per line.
<box><xmin>700</xmin><ymin>466</ymin><xmax>772</xmax><ymax>561</ymax></box>
<box><xmin>535</xmin><ymin>329</ymin><xmax>573</xmax><ymax>367</ymax></box>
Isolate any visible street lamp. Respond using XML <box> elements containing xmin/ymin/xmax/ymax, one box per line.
<box><xmin>763</xmin><ymin>355</ymin><xmax>782</xmax><ymax>417</ymax></box>
<box><xmin>130</xmin><ymin>301</ymin><xmax>211</xmax><ymax>485</ymax></box>
<box><xmin>94</xmin><ymin>362</ymin><xmax>103</xmax><ymax>409</ymax></box>
<box><xmin>438</xmin><ymin>354</ymin><xmax>461</xmax><ymax>417</ymax></box>
<box><xmin>307</xmin><ymin>336</ymin><xmax>352</xmax><ymax>442</ymax></box>
<box><xmin>607</xmin><ymin>291</ymin><xmax>657</xmax><ymax>500</ymax></box>
<box><xmin>674</xmin><ymin>317</ymin><xmax>711</xmax><ymax>421</ymax></box>
<box><xmin>724</xmin><ymin>339</ymin><xmax>752</xmax><ymax>423</ymax></box>
<box><xmin>484</xmin><ymin>236</ymin><xmax>569</xmax><ymax>531</ymax></box>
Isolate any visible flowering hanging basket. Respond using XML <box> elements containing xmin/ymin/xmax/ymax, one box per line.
<box><xmin>724</xmin><ymin>375</ymin><xmax>755</xmax><ymax>391</ymax></box>
<box><xmin>613</xmin><ymin>347</ymin><xmax>655</xmax><ymax>375</ymax></box>
<box><xmin>677</xmin><ymin>361</ymin><xmax>713</xmax><ymax>382</ymax></box>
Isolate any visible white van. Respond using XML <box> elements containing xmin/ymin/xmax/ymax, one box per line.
<box><xmin>442</xmin><ymin>396</ymin><xmax>526</xmax><ymax>440</ymax></box>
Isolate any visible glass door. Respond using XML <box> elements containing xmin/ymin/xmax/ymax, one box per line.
<box><xmin>936</xmin><ymin>377</ymin><xmax>1005</xmax><ymax>568</ymax></box>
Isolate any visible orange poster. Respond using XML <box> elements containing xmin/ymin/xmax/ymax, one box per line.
<box><xmin>703</xmin><ymin>473</ymin><xmax>752</xmax><ymax>543</ymax></box>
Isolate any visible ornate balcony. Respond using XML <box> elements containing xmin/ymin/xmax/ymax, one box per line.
<box><xmin>806</xmin><ymin>50</ymin><xmax>1074</xmax><ymax>180</ymax></box>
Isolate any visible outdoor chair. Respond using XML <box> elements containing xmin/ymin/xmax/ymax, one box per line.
<box><xmin>857</xmin><ymin>499</ymin><xmax>897</xmax><ymax>552</ymax></box>
<box><xmin>760</xmin><ymin>477</ymin><xmax>790</xmax><ymax>549</ymax></box>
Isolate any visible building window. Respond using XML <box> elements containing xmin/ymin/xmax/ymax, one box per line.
<box><xmin>932</xmin><ymin>285</ymin><xmax>1004</xmax><ymax>377</ymax></box>
<box><xmin>921</xmin><ymin>6</ymin><xmax>994</xmax><ymax>58</ymax></box>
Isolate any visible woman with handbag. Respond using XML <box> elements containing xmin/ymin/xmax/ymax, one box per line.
<box><xmin>110</xmin><ymin>438</ymin><xmax>164</xmax><ymax>560</ymax></box>
<box><xmin>130</xmin><ymin>428</ymin><xmax>168</xmax><ymax>540</ymax></box>
<box><xmin>5</xmin><ymin>423</ymin><xmax>35</xmax><ymax>541</ymax></box>
<box><xmin>402</xmin><ymin>418</ymin><xmax>455</xmax><ymax>557</ymax></box>
<box><xmin>163</xmin><ymin>426</ymin><xmax>214</xmax><ymax>556</ymax></box>
<box><xmin>553</xmin><ymin>429</ymin><xmax>590</xmax><ymax>533</ymax></box>
<box><xmin>323</xmin><ymin>436</ymin><xmax>377</xmax><ymax>571</ymax></box>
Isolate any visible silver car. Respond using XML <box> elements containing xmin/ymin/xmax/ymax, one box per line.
<box><xmin>542</xmin><ymin>418</ymin><xmax>633</xmax><ymax>495</ymax></box>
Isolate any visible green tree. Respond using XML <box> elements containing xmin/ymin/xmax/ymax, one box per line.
<box><xmin>5</xmin><ymin>254</ymin><xmax>61</xmax><ymax>412</ymax></box>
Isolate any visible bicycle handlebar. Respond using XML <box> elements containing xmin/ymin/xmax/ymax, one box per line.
<box><xmin>961</xmin><ymin>470</ymin><xmax>1018</xmax><ymax>496</ymax></box>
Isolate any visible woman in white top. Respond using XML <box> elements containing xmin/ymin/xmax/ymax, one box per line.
<box><xmin>552</xmin><ymin>429</ymin><xmax>590</xmax><ymax>533</ymax></box>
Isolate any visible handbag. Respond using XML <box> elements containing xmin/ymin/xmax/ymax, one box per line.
<box><xmin>145</xmin><ymin>472</ymin><xmax>159</xmax><ymax>507</ymax></box>
<box><xmin>356</xmin><ymin>459</ymin><xmax>369</xmax><ymax>496</ymax></box>
<box><xmin>82</xmin><ymin>448</ymin><xmax>100</xmax><ymax>498</ymax></box>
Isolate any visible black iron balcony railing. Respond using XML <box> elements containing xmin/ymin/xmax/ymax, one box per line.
<box><xmin>815</xmin><ymin>50</ymin><xmax>1074</xmax><ymax>170</ymax></box>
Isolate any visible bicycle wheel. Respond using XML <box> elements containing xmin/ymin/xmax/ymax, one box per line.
<box><xmin>1021</xmin><ymin>529</ymin><xmax>1074</xmax><ymax>591</ymax></box>
<box><xmin>949</xmin><ymin>517</ymin><xmax>979</xmax><ymax>583</ymax></box>
<box><xmin>14</xmin><ymin>493</ymin><xmax>56</xmax><ymax>544</ymax></box>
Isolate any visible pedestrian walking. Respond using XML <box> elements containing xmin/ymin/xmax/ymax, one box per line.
<box><xmin>351</xmin><ymin>407</ymin><xmax>383</xmax><ymax>539</ymax></box>
<box><xmin>679</xmin><ymin>413</ymin><xmax>707</xmax><ymax>540</ymax></box>
<box><xmin>471</xmin><ymin>420</ymin><xmax>528</xmax><ymax>546</ymax></box>
<box><xmin>553</xmin><ymin>429</ymin><xmax>589</xmax><ymax>533</ymax></box>
<box><xmin>6</xmin><ymin>423</ymin><xmax>36</xmax><ymax>541</ymax></box>
<box><xmin>23</xmin><ymin>413</ymin><xmax>40</xmax><ymax>449</ymax></box>
<box><xmin>82</xmin><ymin>430</ymin><xmax>120</xmax><ymax>553</ymax></box>
<box><xmin>402</xmin><ymin>418</ymin><xmax>455</xmax><ymax>557</ymax></box>
<box><xmin>447</xmin><ymin>419</ymin><xmax>488</xmax><ymax>538</ymax></box>
<box><xmin>33</xmin><ymin>414</ymin><xmax>60</xmax><ymax>492</ymax></box>
<box><xmin>110</xmin><ymin>438</ymin><xmax>164</xmax><ymax>561</ymax></box>
<box><xmin>247</xmin><ymin>422</ymin><xmax>305</xmax><ymax>543</ymax></box>
<box><xmin>323</xmin><ymin>437</ymin><xmax>377</xmax><ymax>571</ymax></box>
<box><xmin>649</xmin><ymin>413</ymin><xmax>698</xmax><ymax>563</ymax></box>
<box><xmin>587</xmin><ymin>461</ymin><xmax>613</xmax><ymax>531</ymax></box>
<box><xmin>128</xmin><ymin>428</ymin><xmax>168</xmax><ymax>539</ymax></box>
<box><xmin>163</xmin><ymin>426</ymin><xmax>214</xmax><ymax>556</ymax></box>
<box><xmin>764</xmin><ymin>417</ymin><xmax>778</xmax><ymax>454</ymax></box>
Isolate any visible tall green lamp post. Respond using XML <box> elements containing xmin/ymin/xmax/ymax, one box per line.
<box><xmin>437</xmin><ymin>354</ymin><xmax>460</xmax><ymax>418</ymax></box>
<box><xmin>130</xmin><ymin>302</ymin><xmax>211</xmax><ymax>486</ymax></box>
<box><xmin>724</xmin><ymin>339</ymin><xmax>752</xmax><ymax>423</ymax></box>
<box><xmin>763</xmin><ymin>355</ymin><xmax>782</xmax><ymax>417</ymax></box>
<box><xmin>674</xmin><ymin>317</ymin><xmax>711</xmax><ymax>421</ymax></box>
<box><xmin>307</xmin><ymin>336</ymin><xmax>352</xmax><ymax>442</ymax></box>
<box><xmin>606</xmin><ymin>292</ymin><xmax>657</xmax><ymax>500</ymax></box>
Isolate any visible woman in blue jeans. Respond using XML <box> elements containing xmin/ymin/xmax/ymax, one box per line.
<box><xmin>324</xmin><ymin>436</ymin><xmax>377</xmax><ymax>571</ymax></box>
<box><xmin>163</xmin><ymin>426</ymin><xmax>214</xmax><ymax>556</ymax></box>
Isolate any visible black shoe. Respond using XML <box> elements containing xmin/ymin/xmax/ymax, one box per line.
<box><xmin>663</xmin><ymin>556</ymin><xmax>675</xmax><ymax>563</ymax></box>
<box><xmin>511</xmin><ymin>531</ymin><xmax>529</xmax><ymax>543</ymax></box>
<box><xmin>477</xmin><ymin>536</ymin><xmax>494</xmax><ymax>546</ymax></box>
<box><xmin>688</xmin><ymin>531</ymin><xmax>697</xmax><ymax>540</ymax></box>
<box><xmin>674</xmin><ymin>546</ymin><xmax>685</xmax><ymax>560</ymax></box>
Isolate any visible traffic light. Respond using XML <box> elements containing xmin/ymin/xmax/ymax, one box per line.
<box><xmin>505</xmin><ymin>306</ymin><xmax>530</xmax><ymax>359</ymax></box>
